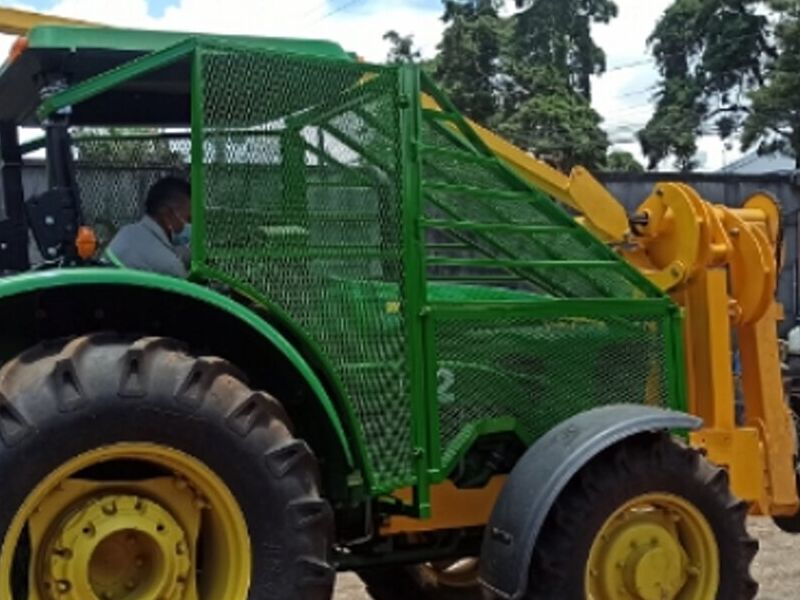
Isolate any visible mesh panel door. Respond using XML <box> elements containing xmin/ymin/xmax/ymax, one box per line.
<box><xmin>419</xmin><ymin>82</ymin><xmax>682</xmax><ymax>473</ymax></box>
<box><xmin>433</xmin><ymin>311</ymin><xmax>671</xmax><ymax>471</ymax></box>
<box><xmin>198</xmin><ymin>47</ymin><xmax>415</xmax><ymax>491</ymax></box>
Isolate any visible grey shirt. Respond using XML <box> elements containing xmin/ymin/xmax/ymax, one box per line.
<box><xmin>106</xmin><ymin>215</ymin><xmax>188</xmax><ymax>278</ymax></box>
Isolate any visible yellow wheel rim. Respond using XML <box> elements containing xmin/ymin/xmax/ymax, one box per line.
<box><xmin>0</xmin><ymin>443</ymin><xmax>251</xmax><ymax>600</ymax></box>
<box><xmin>586</xmin><ymin>493</ymin><xmax>719</xmax><ymax>600</ymax></box>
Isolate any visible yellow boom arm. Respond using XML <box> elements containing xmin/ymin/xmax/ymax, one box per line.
<box><xmin>0</xmin><ymin>7</ymin><xmax>96</xmax><ymax>36</ymax></box>
<box><xmin>460</xmin><ymin>110</ymin><xmax>798</xmax><ymax>516</ymax></box>
<box><xmin>421</xmin><ymin>94</ymin><xmax>631</xmax><ymax>243</ymax></box>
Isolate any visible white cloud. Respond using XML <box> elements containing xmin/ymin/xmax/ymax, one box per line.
<box><xmin>0</xmin><ymin>0</ymin><xmax>744</xmax><ymax>170</ymax></box>
<box><xmin>591</xmin><ymin>0</ymin><xmax>746</xmax><ymax>170</ymax></box>
<box><xmin>0</xmin><ymin>0</ymin><xmax>444</xmax><ymax>62</ymax></box>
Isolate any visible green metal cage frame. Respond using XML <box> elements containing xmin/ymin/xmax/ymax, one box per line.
<box><xmin>38</xmin><ymin>37</ymin><xmax>689</xmax><ymax>517</ymax></box>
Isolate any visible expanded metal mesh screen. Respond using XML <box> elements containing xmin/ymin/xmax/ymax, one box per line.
<box><xmin>66</xmin><ymin>46</ymin><xmax>681</xmax><ymax>494</ymax></box>
<box><xmin>420</xmin><ymin>116</ymin><xmax>653</xmax><ymax>299</ymax></box>
<box><xmin>419</xmin><ymin>96</ymin><xmax>676</xmax><ymax>472</ymax></box>
<box><xmin>73</xmin><ymin>131</ymin><xmax>190</xmax><ymax>248</ymax></box>
<box><xmin>198</xmin><ymin>47</ymin><xmax>415</xmax><ymax>490</ymax></box>
<box><xmin>434</xmin><ymin>313</ymin><xmax>669</xmax><ymax>469</ymax></box>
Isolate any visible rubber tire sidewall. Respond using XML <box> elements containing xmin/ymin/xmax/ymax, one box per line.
<box><xmin>0</xmin><ymin>338</ymin><xmax>331</xmax><ymax>600</ymax></box>
<box><xmin>526</xmin><ymin>437</ymin><xmax>755</xmax><ymax>600</ymax></box>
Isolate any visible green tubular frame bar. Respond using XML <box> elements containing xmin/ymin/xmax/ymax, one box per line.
<box><xmin>398</xmin><ymin>64</ymin><xmax>434</xmax><ymax>516</ymax></box>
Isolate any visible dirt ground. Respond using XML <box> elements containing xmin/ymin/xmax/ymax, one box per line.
<box><xmin>333</xmin><ymin>518</ymin><xmax>800</xmax><ymax>599</ymax></box>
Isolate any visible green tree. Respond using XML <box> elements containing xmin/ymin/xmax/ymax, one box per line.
<box><xmin>509</xmin><ymin>0</ymin><xmax>618</xmax><ymax>101</ymax></box>
<box><xmin>604</xmin><ymin>150</ymin><xmax>645</xmax><ymax>172</ymax></box>
<box><xmin>434</xmin><ymin>0</ymin><xmax>503</xmax><ymax>123</ymax></box>
<box><xmin>742</xmin><ymin>0</ymin><xmax>800</xmax><ymax>166</ymax></box>
<box><xmin>491</xmin><ymin>0</ymin><xmax>617</xmax><ymax>170</ymax></box>
<box><xmin>640</xmin><ymin>0</ymin><xmax>773</xmax><ymax>169</ymax></box>
<box><xmin>383</xmin><ymin>30</ymin><xmax>422</xmax><ymax>64</ymax></box>
<box><xmin>496</xmin><ymin>67</ymin><xmax>610</xmax><ymax>171</ymax></box>
<box><xmin>428</xmin><ymin>0</ymin><xmax>617</xmax><ymax>171</ymax></box>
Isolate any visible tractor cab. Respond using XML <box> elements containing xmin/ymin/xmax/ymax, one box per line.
<box><xmin>0</xmin><ymin>25</ymin><xmax>354</xmax><ymax>273</ymax></box>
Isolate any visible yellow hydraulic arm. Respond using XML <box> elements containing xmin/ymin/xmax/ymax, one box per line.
<box><xmin>421</xmin><ymin>94</ymin><xmax>631</xmax><ymax>243</ymax></box>
<box><xmin>460</xmin><ymin>110</ymin><xmax>799</xmax><ymax>516</ymax></box>
<box><xmin>0</xmin><ymin>7</ymin><xmax>95</xmax><ymax>36</ymax></box>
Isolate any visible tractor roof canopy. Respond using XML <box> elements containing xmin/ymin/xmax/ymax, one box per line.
<box><xmin>0</xmin><ymin>26</ymin><xmax>354</xmax><ymax>126</ymax></box>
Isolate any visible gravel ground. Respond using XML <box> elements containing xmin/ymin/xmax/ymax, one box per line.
<box><xmin>749</xmin><ymin>518</ymin><xmax>800</xmax><ymax>599</ymax></box>
<box><xmin>333</xmin><ymin>518</ymin><xmax>800</xmax><ymax>599</ymax></box>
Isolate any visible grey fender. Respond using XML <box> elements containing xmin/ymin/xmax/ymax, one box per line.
<box><xmin>478</xmin><ymin>404</ymin><xmax>702</xmax><ymax>599</ymax></box>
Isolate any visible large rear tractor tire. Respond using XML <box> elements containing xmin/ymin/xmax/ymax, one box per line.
<box><xmin>0</xmin><ymin>334</ymin><xmax>334</xmax><ymax>600</ymax></box>
<box><xmin>526</xmin><ymin>433</ymin><xmax>759</xmax><ymax>600</ymax></box>
<box><xmin>359</xmin><ymin>559</ymin><xmax>483</xmax><ymax>600</ymax></box>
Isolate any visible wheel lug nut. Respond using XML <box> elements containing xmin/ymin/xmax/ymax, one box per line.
<box><xmin>56</xmin><ymin>579</ymin><xmax>71</xmax><ymax>593</ymax></box>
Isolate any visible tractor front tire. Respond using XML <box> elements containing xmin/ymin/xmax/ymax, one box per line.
<box><xmin>0</xmin><ymin>334</ymin><xmax>334</xmax><ymax>600</ymax></box>
<box><xmin>525</xmin><ymin>433</ymin><xmax>759</xmax><ymax>600</ymax></box>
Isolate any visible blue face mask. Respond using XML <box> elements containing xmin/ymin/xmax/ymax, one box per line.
<box><xmin>171</xmin><ymin>221</ymin><xmax>192</xmax><ymax>247</ymax></box>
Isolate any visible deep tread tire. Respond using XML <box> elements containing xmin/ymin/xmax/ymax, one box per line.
<box><xmin>359</xmin><ymin>564</ymin><xmax>484</xmax><ymax>600</ymax></box>
<box><xmin>0</xmin><ymin>334</ymin><xmax>334</xmax><ymax>600</ymax></box>
<box><xmin>525</xmin><ymin>433</ymin><xmax>758</xmax><ymax>600</ymax></box>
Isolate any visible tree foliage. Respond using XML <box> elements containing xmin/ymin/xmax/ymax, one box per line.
<box><xmin>394</xmin><ymin>0</ymin><xmax>616</xmax><ymax>171</ymax></box>
<box><xmin>433</xmin><ymin>0</ymin><xmax>502</xmax><ymax>124</ymax></box>
<box><xmin>384</xmin><ymin>1</ymin><xmax>622</xmax><ymax>172</ymax></box>
<box><xmin>640</xmin><ymin>0</ymin><xmax>774</xmax><ymax>169</ymax></box>
<box><xmin>495</xmin><ymin>66</ymin><xmax>610</xmax><ymax>171</ymax></box>
<box><xmin>742</xmin><ymin>0</ymin><xmax>800</xmax><ymax>166</ymax></box>
<box><xmin>605</xmin><ymin>150</ymin><xmax>645</xmax><ymax>173</ymax></box>
<box><xmin>75</xmin><ymin>128</ymin><xmax>183</xmax><ymax>166</ymax></box>
<box><xmin>510</xmin><ymin>0</ymin><xmax>618</xmax><ymax>101</ymax></box>
<box><xmin>383</xmin><ymin>30</ymin><xmax>422</xmax><ymax>64</ymax></box>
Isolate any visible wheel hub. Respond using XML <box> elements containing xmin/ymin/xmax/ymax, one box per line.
<box><xmin>614</xmin><ymin>521</ymin><xmax>687</xmax><ymax>600</ymax></box>
<box><xmin>2</xmin><ymin>444</ymin><xmax>252</xmax><ymax>600</ymax></box>
<box><xmin>43</xmin><ymin>494</ymin><xmax>191</xmax><ymax>600</ymax></box>
<box><xmin>587</xmin><ymin>494</ymin><xmax>718</xmax><ymax>600</ymax></box>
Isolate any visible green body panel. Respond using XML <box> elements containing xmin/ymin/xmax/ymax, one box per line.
<box><xmin>27</xmin><ymin>25</ymin><xmax>352</xmax><ymax>61</ymax></box>
<box><xmin>0</xmin><ymin>34</ymin><xmax>688</xmax><ymax>511</ymax></box>
<box><xmin>0</xmin><ymin>268</ymin><xmax>355</xmax><ymax>468</ymax></box>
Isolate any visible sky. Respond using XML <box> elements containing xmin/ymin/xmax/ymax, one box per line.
<box><xmin>0</xmin><ymin>0</ymin><xmax>744</xmax><ymax>170</ymax></box>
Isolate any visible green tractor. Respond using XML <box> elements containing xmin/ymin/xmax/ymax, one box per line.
<box><xmin>0</xmin><ymin>26</ymin><xmax>757</xmax><ymax>600</ymax></box>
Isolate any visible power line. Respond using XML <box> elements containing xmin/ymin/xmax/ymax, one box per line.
<box><xmin>603</xmin><ymin>28</ymin><xmax>773</xmax><ymax>74</ymax></box>
<box><xmin>310</xmin><ymin>0</ymin><xmax>365</xmax><ymax>24</ymax></box>
<box><xmin>299</xmin><ymin>1</ymin><xmax>333</xmax><ymax>21</ymax></box>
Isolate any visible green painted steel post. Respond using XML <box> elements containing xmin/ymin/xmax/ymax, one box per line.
<box><xmin>664</xmin><ymin>305</ymin><xmax>689</xmax><ymax>413</ymax></box>
<box><xmin>398</xmin><ymin>64</ymin><xmax>433</xmax><ymax>517</ymax></box>
<box><xmin>190</xmin><ymin>44</ymin><xmax>207</xmax><ymax>271</ymax></box>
